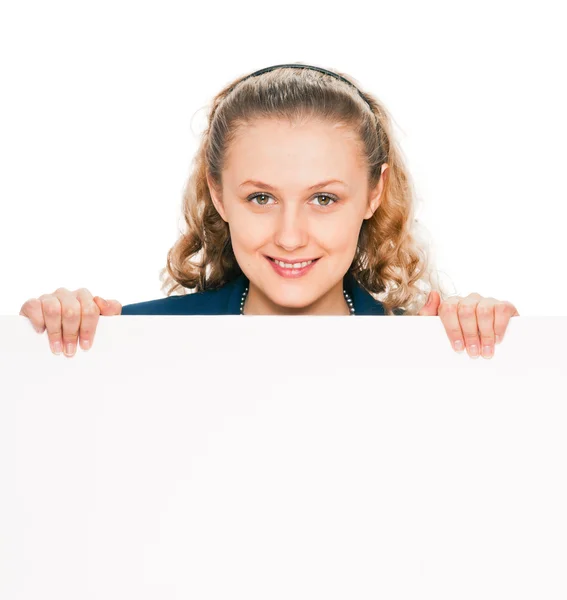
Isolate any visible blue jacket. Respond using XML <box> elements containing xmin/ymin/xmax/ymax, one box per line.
<box><xmin>121</xmin><ymin>272</ymin><xmax>403</xmax><ymax>316</ymax></box>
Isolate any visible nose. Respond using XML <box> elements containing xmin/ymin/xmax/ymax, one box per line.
<box><xmin>273</xmin><ymin>204</ymin><xmax>309</xmax><ymax>252</ymax></box>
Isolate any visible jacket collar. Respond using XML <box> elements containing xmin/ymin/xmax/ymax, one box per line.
<box><xmin>228</xmin><ymin>271</ymin><xmax>386</xmax><ymax>315</ymax></box>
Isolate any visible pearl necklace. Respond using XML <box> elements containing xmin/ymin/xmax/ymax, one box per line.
<box><xmin>239</xmin><ymin>286</ymin><xmax>355</xmax><ymax>315</ymax></box>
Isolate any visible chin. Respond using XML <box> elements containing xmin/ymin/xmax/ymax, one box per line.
<box><xmin>268</xmin><ymin>288</ymin><xmax>318</xmax><ymax>308</ymax></box>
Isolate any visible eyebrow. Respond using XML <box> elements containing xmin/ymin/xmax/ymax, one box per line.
<box><xmin>238</xmin><ymin>179</ymin><xmax>348</xmax><ymax>192</ymax></box>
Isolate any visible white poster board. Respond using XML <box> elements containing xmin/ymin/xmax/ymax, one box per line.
<box><xmin>1</xmin><ymin>315</ymin><xmax>566</xmax><ymax>599</ymax></box>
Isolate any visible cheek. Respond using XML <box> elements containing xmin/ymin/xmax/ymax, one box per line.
<box><xmin>229</xmin><ymin>215</ymin><xmax>268</xmax><ymax>252</ymax></box>
<box><xmin>318</xmin><ymin>217</ymin><xmax>361</xmax><ymax>251</ymax></box>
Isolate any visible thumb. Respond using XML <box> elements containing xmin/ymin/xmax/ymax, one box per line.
<box><xmin>417</xmin><ymin>290</ymin><xmax>440</xmax><ymax>316</ymax></box>
<box><xmin>94</xmin><ymin>296</ymin><xmax>122</xmax><ymax>316</ymax></box>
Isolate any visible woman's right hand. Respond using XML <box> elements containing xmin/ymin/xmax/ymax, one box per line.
<box><xmin>19</xmin><ymin>288</ymin><xmax>122</xmax><ymax>357</ymax></box>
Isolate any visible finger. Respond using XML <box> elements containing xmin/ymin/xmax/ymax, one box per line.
<box><xmin>494</xmin><ymin>301</ymin><xmax>516</xmax><ymax>344</ymax></box>
<box><xmin>19</xmin><ymin>298</ymin><xmax>46</xmax><ymax>333</ymax></box>
<box><xmin>40</xmin><ymin>294</ymin><xmax>64</xmax><ymax>355</ymax></box>
<box><xmin>476</xmin><ymin>299</ymin><xmax>497</xmax><ymax>359</ymax></box>
<box><xmin>438</xmin><ymin>297</ymin><xmax>464</xmax><ymax>352</ymax></box>
<box><xmin>75</xmin><ymin>288</ymin><xmax>100</xmax><ymax>351</ymax></box>
<box><xmin>55</xmin><ymin>288</ymin><xmax>82</xmax><ymax>358</ymax></box>
<box><xmin>94</xmin><ymin>296</ymin><xmax>123</xmax><ymax>316</ymax></box>
<box><xmin>417</xmin><ymin>291</ymin><xmax>440</xmax><ymax>316</ymax></box>
<box><xmin>458</xmin><ymin>295</ymin><xmax>483</xmax><ymax>359</ymax></box>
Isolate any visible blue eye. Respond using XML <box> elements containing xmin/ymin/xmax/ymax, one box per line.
<box><xmin>246</xmin><ymin>193</ymin><xmax>339</xmax><ymax>207</ymax></box>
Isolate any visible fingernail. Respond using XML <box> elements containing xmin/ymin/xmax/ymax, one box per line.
<box><xmin>495</xmin><ymin>335</ymin><xmax>502</xmax><ymax>344</ymax></box>
<box><xmin>454</xmin><ymin>340</ymin><xmax>464</xmax><ymax>352</ymax></box>
<box><xmin>482</xmin><ymin>345</ymin><xmax>493</xmax><ymax>359</ymax></box>
<box><xmin>81</xmin><ymin>339</ymin><xmax>90</xmax><ymax>351</ymax></box>
<box><xmin>52</xmin><ymin>341</ymin><xmax>62</xmax><ymax>355</ymax></box>
<box><xmin>64</xmin><ymin>343</ymin><xmax>75</xmax><ymax>357</ymax></box>
<box><xmin>469</xmin><ymin>344</ymin><xmax>479</xmax><ymax>358</ymax></box>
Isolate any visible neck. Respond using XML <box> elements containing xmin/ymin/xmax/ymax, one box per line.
<box><xmin>243</xmin><ymin>279</ymin><xmax>351</xmax><ymax>316</ymax></box>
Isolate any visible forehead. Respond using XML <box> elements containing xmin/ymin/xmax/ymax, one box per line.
<box><xmin>223</xmin><ymin>118</ymin><xmax>365</xmax><ymax>186</ymax></box>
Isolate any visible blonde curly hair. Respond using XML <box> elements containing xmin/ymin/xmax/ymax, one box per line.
<box><xmin>159</xmin><ymin>62</ymin><xmax>456</xmax><ymax>315</ymax></box>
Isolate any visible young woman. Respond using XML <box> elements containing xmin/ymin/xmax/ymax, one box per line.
<box><xmin>19</xmin><ymin>63</ymin><xmax>519</xmax><ymax>359</ymax></box>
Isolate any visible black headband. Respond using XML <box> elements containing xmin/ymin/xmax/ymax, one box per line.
<box><xmin>234</xmin><ymin>63</ymin><xmax>373</xmax><ymax>110</ymax></box>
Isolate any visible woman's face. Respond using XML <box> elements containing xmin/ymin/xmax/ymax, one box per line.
<box><xmin>207</xmin><ymin>117</ymin><xmax>386</xmax><ymax>314</ymax></box>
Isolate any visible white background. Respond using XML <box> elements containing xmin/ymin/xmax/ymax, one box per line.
<box><xmin>1</xmin><ymin>0</ymin><xmax>565</xmax><ymax>315</ymax></box>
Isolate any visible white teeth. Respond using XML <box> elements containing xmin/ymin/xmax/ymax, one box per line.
<box><xmin>274</xmin><ymin>259</ymin><xmax>313</xmax><ymax>269</ymax></box>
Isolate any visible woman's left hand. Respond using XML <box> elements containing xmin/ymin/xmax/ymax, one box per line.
<box><xmin>418</xmin><ymin>291</ymin><xmax>520</xmax><ymax>359</ymax></box>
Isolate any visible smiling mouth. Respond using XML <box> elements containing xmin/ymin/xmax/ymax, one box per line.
<box><xmin>267</xmin><ymin>257</ymin><xmax>321</xmax><ymax>268</ymax></box>
<box><xmin>266</xmin><ymin>256</ymin><xmax>321</xmax><ymax>265</ymax></box>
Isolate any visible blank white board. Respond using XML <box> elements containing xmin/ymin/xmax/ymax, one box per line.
<box><xmin>1</xmin><ymin>315</ymin><xmax>566</xmax><ymax>599</ymax></box>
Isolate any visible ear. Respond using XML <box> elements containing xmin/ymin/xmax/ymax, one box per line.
<box><xmin>363</xmin><ymin>163</ymin><xmax>388</xmax><ymax>220</ymax></box>
<box><xmin>206</xmin><ymin>171</ymin><xmax>228</xmax><ymax>223</ymax></box>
